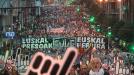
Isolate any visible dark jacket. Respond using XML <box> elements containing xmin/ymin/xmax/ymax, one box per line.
<box><xmin>104</xmin><ymin>69</ymin><xmax>110</xmax><ymax>75</ymax></box>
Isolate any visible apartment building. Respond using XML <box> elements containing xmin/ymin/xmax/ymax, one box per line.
<box><xmin>0</xmin><ymin>0</ymin><xmax>13</xmax><ymax>32</ymax></box>
<box><xmin>96</xmin><ymin>0</ymin><xmax>134</xmax><ymax>23</ymax></box>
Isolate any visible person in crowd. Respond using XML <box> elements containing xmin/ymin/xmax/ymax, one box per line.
<box><xmin>0</xmin><ymin>58</ymin><xmax>19</xmax><ymax>75</ymax></box>
<box><xmin>131</xmin><ymin>69</ymin><xmax>134</xmax><ymax>75</ymax></box>
<box><xmin>102</xmin><ymin>64</ymin><xmax>110</xmax><ymax>75</ymax></box>
<box><xmin>88</xmin><ymin>63</ymin><xmax>92</xmax><ymax>72</ymax></box>
<box><xmin>75</xmin><ymin>64</ymin><xmax>80</xmax><ymax>75</ymax></box>
<box><xmin>89</xmin><ymin>58</ymin><xmax>104</xmax><ymax>75</ymax></box>
<box><xmin>80</xmin><ymin>64</ymin><xmax>89</xmax><ymax>75</ymax></box>
<box><xmin>109</xmin><ymin>64</ymin><xmax>115</xmax><ymax>75</ymax></box>
<box><xmin>68</xmin><ymin>65</ymin><xmax>78</xmax><ymax>75</ymax></box>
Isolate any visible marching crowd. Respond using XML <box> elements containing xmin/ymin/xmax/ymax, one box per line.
<box><xmin>1</xmin><ymin>51</ymin><xmax>134</xmax><ymax>75</ymax></box>
<box><xmin>0</xmin><ymin>57</ymin><xmax>113</xmax><ymax>75</ymax></box>
<box><xmin>21</xmin><ymin>5</ymin><xmax>101</xmax><ymax>37</ymax></box>
<box><xmin>0</xmin><ymin>59</ymin><xmax>19</xmax><ymax>75</ymax></box>
<box><xmin>1</xmin><ymin>5</ymin><xmax>133</xmax><ymax>75</ymax></box>
<box><xmin>68</xmin><ymin>58</ymin><xmax>114</xmax><ymax>75</ymax></box>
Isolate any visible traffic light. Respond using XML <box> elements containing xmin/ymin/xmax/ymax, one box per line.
<box><xmin>96</xmin><ymin>29</ymin><xmax>100</xmax><ymax>32</ymax></box>
<box><xmin>108</xmin><ymin>32</ymin><xmax>112</xmax><ymax>35</ymax></box>
<box><xmin>132</xmin><ymin>46</ymin><xmax>134</xmax><ymax>50</ymax></box>
<box><xmin>107</xmin><ymin>31</ymin><xmax>112</xmax><ymax>37</ymax></box>
<box><xmin>88</xmin><ymin>16</ymin><xmax>95</xmax><ymax>24</ymax></box>
<box><xmin>107</xmin><ymin>27</ymin><xmax>112</xmax><ymax>37</ymax></box>
<box><xmin>123</xmin><ymin>6</ymin><xmax>128</xmax><ymax>12</ymax></box>
<box><xmin>128</xmin><ymin>44</ymin><xmax>134</xmax><ymax>53</ymax></box>
<box><xmin>96</xmin><ymin>25</ymin><xmax>101</xmax><ymax>32</ymax></box>
<box><xmin>82</xmin><ymin>16</ymin><xmax>86</xmax><ymax>22</ymax></box>
<box><xmin>76</xmin><ymin>6</ymin><xmax>80</xmax><ymax>13</ymax></box>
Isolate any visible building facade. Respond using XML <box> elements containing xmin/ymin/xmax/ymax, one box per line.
<box><xmin>96</xmin><ymin>0</ymin><xmax>134</xmax><ymax>23</ymax></box>
<box><xmin>0</xmin><ymin>0</ymin><xmax>13</xmax><ymax>32</ymax></box>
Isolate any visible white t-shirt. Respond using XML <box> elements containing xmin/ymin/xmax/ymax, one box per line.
<box><xmin>89</xmin><ymin>68</ymin><xmax>104</xmax><ymax>75</ymax></box>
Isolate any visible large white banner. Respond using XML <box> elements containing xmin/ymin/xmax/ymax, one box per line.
<box><xmin>21</xmin><ymin>37</ymin><xmax>107</xmax><ymax>49</ymax></box>
<box><xmin>76</xmin><ymin>37</ymin><xmax>106</xmax><ymax>49</ymax></box>
<box><xmin>21</xmin><ymin>37</ymin><xmax>75</xmax><ymax>49</ymax></box>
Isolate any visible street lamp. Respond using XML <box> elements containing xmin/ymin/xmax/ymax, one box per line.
<box><xmin>117</xmin><ymin>0</ymin><xmax>122</xmax><ymax>20</ymax></box>
<box><xmin>105</xmin><ymin>0</ymin><xmax>108</xmax><ymax>2</ymax></box>
<box><xmin>98</xmin><ymin>0</ymin><xmax>105</xmax><ymax>7</ymax></box>
<box><xmin>117</xmin><ymin>0</ymin><xmax>121</xmax><ymax>2</ymax></box>
<box><xmin>107</xmin><ymin>27</ymin><xmax>112</xmax><ymax>50</ymax></box>
<box><xmin>98</xmin><ymin>0</ymin><xmax>109</xmax><ymax>2</ymax></box>
<box><xmin>99</xmin><ymin>0</ymin><xmax>103</xmax><ymax>2</ymax></box>
<box><xmin>8</xmin><ymin>27</ymin><xmax>11</xmax><ymax>31</ymax></box>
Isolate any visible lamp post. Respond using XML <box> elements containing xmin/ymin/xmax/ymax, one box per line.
<box><xmin>99</xmin><ymin>0</ymin><xmax>103</xmax><ymax>2</ymax></box>
<box><xmin>107</xmin><ymin>26</ymin><xmax>112</xmax><ymax>50</ymax></box>
<box><xmin>98</xmin><ymin>0</ymin><xmax>103</xmax><ymax>7</ymax></box>
<box><xmin>105</xmin><ymin>0</ymin><xmax>108</xmax><ymax>2</ymax></box>
<box><xmin>117</xmin><ymin>0</ymin><xmax>123</xmax><ymax>20</ymax></box>
<box><xmin>98</xmin><ymin>0</ymin><xmax>109</xmax><ymax>9</ymax></box>
<box><xmin>117</xmin><ymin>0</ymin><xmax>121</xmax><ymax>2</ymax></box>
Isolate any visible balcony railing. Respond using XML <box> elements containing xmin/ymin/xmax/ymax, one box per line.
<box><xmin>0</xmin><ymin>0</ymin><xmax>11</xmax><ymax>15</ymax></box>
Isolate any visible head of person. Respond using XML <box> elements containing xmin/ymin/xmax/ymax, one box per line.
<box><xmin>69</xmin><ymin>65</ymin><xmax>76</xmax><ymax>75</ymax></box>
<box><xmin>80</xmin><ymin>64</ymin><xmax>89</xmax><ymax>75</ymax></box>
<box><xmin>88</xmin><ymin>63</ymin><xmax>92</xmax><ymax>71</ymax></box>
<box><xmin>90</xmin><ymin>58</ymin><xmax>102</xmax><ymax>71</ymax></box>
<box><xmin>102</xmin><ymin>64</ymin><xmax>109</xmax><ymax>70</ymax></box>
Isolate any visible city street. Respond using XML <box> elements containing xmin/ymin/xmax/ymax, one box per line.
<box><xmin>0</xmin><ymin>0</ymin><xmax>134</xmax><ymax>75</ymax></box>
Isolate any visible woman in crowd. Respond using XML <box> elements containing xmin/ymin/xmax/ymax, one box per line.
<box><xmin>79</xmin><ymin>64</ymin><xmax>89</xmax><ymax>75</ymax></box>
<box><xmin>89</xmin><ymin>58</ymin><xmax>104</xmax><ymax>75</ymax></box>
<box><xmin>68</xmin><ymin>65</ymin><xmax>78</xmax><ymax>75</ymax></box>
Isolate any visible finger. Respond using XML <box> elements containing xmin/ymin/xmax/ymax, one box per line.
<box><xmin>40</xmin><ymin>59</ymin><xmax>52</xmax><ymax>74</ymax></box>
<box><xmin>25</xmin><ymin>52</ymin><xmax>44</xmax><ymax>75</ymax></box>
<box><xmin>50</xmin><ymin>63</ymin><xmax>60</xmax><ymax>75</ymax></box>
<box><xmin>59</xmin><ymin>47</ymin><xmax>78</xmax><ymax>75</ymax></box>
<box><xmin>32</xmin><ymin>54</ymin><xmax>43</xmax><ymax>69</ymax></box>
<box><xmin>40</xmin><ymin>56</ymin><xmax>54</xmax><ymax>75</ymax></box>
<box><xmin>26</xmin><ymin>52</ymin><xmax>54</xmax><ymax>75</ymax></box>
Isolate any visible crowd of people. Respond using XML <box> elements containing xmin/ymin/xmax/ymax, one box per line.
<box><xmin>1</xmin><ymin>4</ymin><xmax>134</xmax><ymax>75</ymax></box>
<box><xmin>68</xmin><ymin>57</ymin><xmax>114</xmax><ymax>75</ymax></box>
<box><xmin>1</xmin><ymin>47</ymin><xmax>134</xmax><ymax>75</ymax></box>
<box><xmin>0</xmin><ymin>58</ymin><xmax>19</xmax><ymax>75</ymax></box>
<box><xmin>18</xmin><ymin>5</ymin><xmax>102</xmax><ymax>38</ymax></box>
<box><xmin>0</xmin><ymin>57</ymin><xmax>113</xmax><ymax>75</ymax></box>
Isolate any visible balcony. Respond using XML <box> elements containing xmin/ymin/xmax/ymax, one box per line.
<box><xmin>0</xmin><ymin>0</ymin><xmax>11</xmax><ymax>15</ymax></box>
